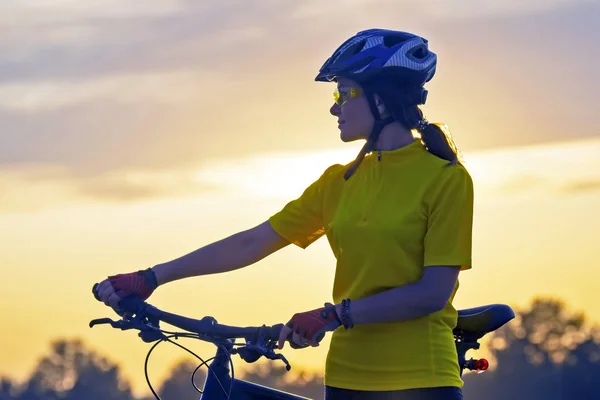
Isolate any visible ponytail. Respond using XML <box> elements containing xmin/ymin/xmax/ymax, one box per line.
<box><xmin>418</xmin><ymin>121</ymin><xmax>463</xmax><ymax>166</ymax></box>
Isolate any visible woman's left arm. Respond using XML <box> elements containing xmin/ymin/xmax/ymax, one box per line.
<box><xmin>339</xmin><ymin>165</ymin><xmax>473</xmax><ymax>325</ymax></box>
<box><xmin>336</xmin><ymin>265</ymin><xmax>461</xmax><ymax>325</ymax></box>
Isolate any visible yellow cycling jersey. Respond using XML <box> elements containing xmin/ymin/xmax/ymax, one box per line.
<box><xmin>269</xmin><ymin>140</ymin><xmax>474</xmax><ymax>390</ymax></box>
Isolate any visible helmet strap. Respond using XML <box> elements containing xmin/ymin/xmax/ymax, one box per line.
<box><xmin>343</xmin><ymin>92</ymin><xmax>395</xmax><ymax>180</ymax></box>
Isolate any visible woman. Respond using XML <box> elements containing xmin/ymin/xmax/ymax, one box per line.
<box><xmin>95</xmin><ymin>29</ymin><xmax>472</xmax><ymax>399</ymax></box>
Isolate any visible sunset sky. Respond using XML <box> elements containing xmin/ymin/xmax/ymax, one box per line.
<box><xmin>1</xmin><ymin>0</ymin><xmax>599</xmax><ymax>396</ymax></box>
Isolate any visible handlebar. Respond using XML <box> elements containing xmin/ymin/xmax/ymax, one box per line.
<box><xmin>119</xmin><ymin>295</ymin><xmax>284</xmax><ymax>341</ymax></box>
<box><xmin>90</xmin><ymin>285</ymin><xmax>291</xmax><ymax>370</ymax></box>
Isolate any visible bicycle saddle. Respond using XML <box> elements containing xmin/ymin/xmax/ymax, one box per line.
<box><xmin>454</xmin><ymin>304</ymin><xmax>515</xmax><ymax>339</ymax></box>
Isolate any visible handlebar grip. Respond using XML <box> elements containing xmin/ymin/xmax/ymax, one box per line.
<box><xmin>118</xmin><ymin>295</ymin><xmax>145</xmax><ymax>314</ymax></box>
<box><xmin>268</xmin><ymin>323</ymin><xmax>285</xmax><ymax>341</ymax></box>
<box><xmin>91</xmin><ymin>282</ymin><xmax>144</xmax><ymax>311</ymax></box>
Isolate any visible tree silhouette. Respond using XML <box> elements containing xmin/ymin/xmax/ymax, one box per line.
<box><xmin>16</xmin><ymin>338</ymin><xmax>134</xmax><ymax>400</ymax></box>
<box><xmin>0</xmin><ymin>378</ymin><xmax>18</xmax><ymax>400</ymax></box>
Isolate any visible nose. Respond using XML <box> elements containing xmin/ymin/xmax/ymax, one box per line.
<box><xmin>330</xmin><ymin>103</ymin><xmax>341</xmax><ymax>116</ymax></box>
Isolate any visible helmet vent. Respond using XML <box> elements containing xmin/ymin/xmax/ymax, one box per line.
<box><xmin>337</xmin><ymin>40</ymin><xmax>367</xmax><ymax>63</ymax></box>
<box><xmin>409</xmin><ymin>45</ymin><xmax>428</xmax><ymax>59</ymax></box>
<box><xmin>383</xmin><ymin>33</ymin><xmax>414</xmax><ymax>48</ymax></box>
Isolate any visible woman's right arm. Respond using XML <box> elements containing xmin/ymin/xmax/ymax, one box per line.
<box><xmin>96</xmin><ymin>164</ymin><xmax>334</xmax><ymax>310</ymax></box>
<box><xmin>152</xmin><ymin>220</ymin><xmax>290</xmax><ymax>285</ymax></box>
<box><xmin>95</xmin><ymin>220</ymin><xmax>289</xmax><ymax>311</ymax></box>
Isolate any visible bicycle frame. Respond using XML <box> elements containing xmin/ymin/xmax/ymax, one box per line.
<box><xmin>201</xmin><ymin>344</ymin><xmax>310</xmax><ymax>400</ymax></box>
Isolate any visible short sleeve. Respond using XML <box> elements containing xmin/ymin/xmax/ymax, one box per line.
<box><xmin>269</xmin><ymin>164</ymin><xmax>341</xmax><ymax>249</ymax></box>
<box><xmin>423</xmin><ymin>164</ymin><xmax>474</xmax><ymax>270</ymax></box>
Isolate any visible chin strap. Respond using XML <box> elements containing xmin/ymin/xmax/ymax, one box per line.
<box><xmin>343</xmin><ymin>93</ymin><xmax>395</xmax><ymax>180</ymax></box>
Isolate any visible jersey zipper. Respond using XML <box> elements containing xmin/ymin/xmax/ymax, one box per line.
<box><xmin>361</xmin><ymin>151</ymin><xmax>382</xmax><ymax>222</ymax></box>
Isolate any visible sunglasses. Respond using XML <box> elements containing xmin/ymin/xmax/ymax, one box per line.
<box><xmin>333</xmin><ymin>87</ymin><xmax>363</xmax><ymax>107</ymax></box>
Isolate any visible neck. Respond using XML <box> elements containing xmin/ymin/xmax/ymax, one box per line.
<box><xmin>372</xmin><ymin>121</ymin><xmax>415</xmax><ymax>151</ymax></box>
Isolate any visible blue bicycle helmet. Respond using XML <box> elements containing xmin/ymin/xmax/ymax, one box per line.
<box><xmin>316</xmin><ymin>29</ymin><xmax>437</xmax><ymax>179</ymax></box>
<box><xmin>316</xmin><ymin>28</ymin><xmax>437</xmax><ymax>87</ymax></box>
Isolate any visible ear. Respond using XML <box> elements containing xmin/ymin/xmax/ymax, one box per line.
<box><xmin>374</xmin><ymin>94</ymin><xmax>387</xmax><ymax>117</ymax></box>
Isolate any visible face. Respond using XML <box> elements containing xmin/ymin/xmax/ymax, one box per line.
<box><xmin>330</xmin><ymin>77</ymin><xmax>375</xmax><ymax>142</ymax></box>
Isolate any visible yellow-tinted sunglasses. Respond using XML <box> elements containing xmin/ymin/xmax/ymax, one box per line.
<box><xmin>333</xmin><ymin>87</ymin><xmax>363</xmax><ymax>107</ymax></box>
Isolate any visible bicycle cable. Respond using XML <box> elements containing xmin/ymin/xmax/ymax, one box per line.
<box><xmin>191</xmin><ymin>356</ymin><xmax>215</xmax><ymax>393</ymax></box>
<box><xmin>142</xmin><ymin>330</ymin><xmax>235</xmax><ymax>400</ymax></box>
<box><xmin>163</xmin><ymin>335</ymin><xmax>232</xmax><ymax>398</ymax></box>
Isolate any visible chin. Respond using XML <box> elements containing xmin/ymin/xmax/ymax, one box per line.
<box><xmin>339</xmin><ymin>128</ymin><xmax>360</xmax><ymax>142</ymax></box>
<box><xmin>340</xmin><ymin>133</ymin><xmax>362</xmax><ymax>143</ymax></box>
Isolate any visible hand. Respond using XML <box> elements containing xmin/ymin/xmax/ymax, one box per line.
<box><xmin>92</xmin><ymin>268</ymin><xmax>158</xmax><ymax>315</ymax></box>
<box><xmin>277</xmin><ymin>303</ymin><xmax>342</xmax><ymax>349</ymax></box>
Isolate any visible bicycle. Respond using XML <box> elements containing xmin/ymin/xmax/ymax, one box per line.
<box><xmin>90</xmin><ymin>288</ymin><xmax>515</xmax><ymax>400</ymax></box>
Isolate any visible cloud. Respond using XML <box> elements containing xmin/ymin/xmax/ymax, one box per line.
<box><xmin>492</xmin><ymin>176</ymin><xmax>600</xmax><ymax>196</ymax></box>
<box><xmin>3</xmin><ymin>0</ymin><xmax>186</xmax><ymax>22</ymax></box>
<box><xmin>560</xmin><ymin>180</ymin><xmax>600</xmax><ymax>194</ymax></box>
<box><xmin>0</xmin><ymin>0</ymin><xmax>598</xmax><ymax>187</ymax></box>
<box><xmin>75</xmin><ymin>170</ymin><xmax>217</xmax><ymax>202</ymax></box>
<box><xmin>1</xmin><ymin>1</ymin><xmax>269</xmax><ymax>84</ymax></box>
<box><xmin>495</xmin><ymin>175</ymin><xmax>547</xmax><ymax>194</ymax></box>
<box><xmin>0</xmin><ymin>70</ymin><xmax>215</xmax><ymax>112</ymax></box>
<box><xmin>465</xmin><ymin>137</ymin><xmax>600</xmax><ymax>197</ymax></box>
<box><xmin>195</xmin><ymin>146</ymin><xmax>359</xmax><ymax>199</ymax></box>
<box><xmin>196</xmin><ymin>137</ymin><xmax>600</xmax><ymax>200</ymax></box>
<box><xmin>3</xmin><ymin>0</ymin><xmax>595</xmax><ymax>84</ymax></box>
<box><xmin>0</xmin><ymin>164</ymin><xmax>216</xmax><ymax>212</ymax></box>
<box><xmin>2</xmin><ymin>136</ymin><xmax>599</xmax><ymax>213</ymax></box>
<box><xmin>416</xmin><ymin>0</ymin><xmax>597</xmax><ymax>20</ymax></box>
<box><xmin>282</xmin><ymin>0</ymin><xmax>596</xmax><ymax>23</ymax></box>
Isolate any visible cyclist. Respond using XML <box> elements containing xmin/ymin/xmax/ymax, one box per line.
<box><xmin>95</xmin><ymin>29</ymin><xmax>472</xmax><ymax>400</ymax></box>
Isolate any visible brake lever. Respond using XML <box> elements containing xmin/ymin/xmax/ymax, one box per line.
<box><xmin>90</xmin><ymin>316</ymin><xmax>168</xmax><ymax>343</ymax></box>
<box><xmin>89</xmin><ymin>318</ymin><xmax>116</xmax><ymax>328</ymax></box>
<box><xmin>89</xmin><ymin>317</ymin><xmax>140</xmax><ymax>330</ymax></box>
<box><xmin>233</xmin><ymin>342</ymin><xmax>292</xmax><ymax>371</ymax></box>
<box><xmin>89</xmin><ymin>317</ymin><xmax>150</xmax><ymax>331</ymax></box>
<box><xmin>263</xmin><ymin>348</ymin><xmax>291</xmax><ymax>371</ymax></box>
